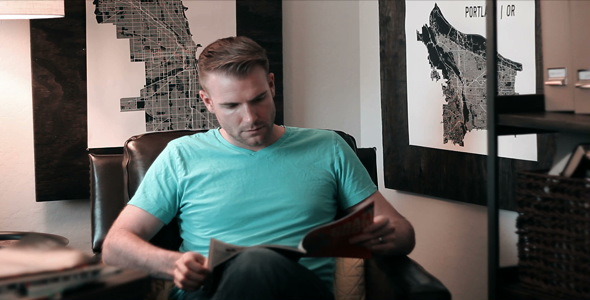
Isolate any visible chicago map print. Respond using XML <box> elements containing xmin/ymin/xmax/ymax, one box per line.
<box><xmin>94</xmin><ymin>0</ymin><xmax>218</xmax><ymax>132</ymax></box>
<box><xmin>87</xmin><ymin>0</ymin><xmax>236</xmax><ymax>148</ymax></box>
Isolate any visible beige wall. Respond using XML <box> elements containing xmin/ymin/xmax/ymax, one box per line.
<box><xmin>0</xmin><ymin>2</ymin><xmax>521</xmax><ymax>300</ymax></box>
<box><xmin>283</xmin><ymin>0</ymin><xmax>361</xmax><ymax>138</ymax></box>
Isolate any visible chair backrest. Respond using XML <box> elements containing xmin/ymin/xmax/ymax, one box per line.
<box><xmin>123</xmin><ymin>130</ymin><xmax>207</xmax><ymax>201</ymax></box>
<box><xmin>90</xmin><ymin>129</ymin><xmax>376</xmax><ymax>253</ymax></box>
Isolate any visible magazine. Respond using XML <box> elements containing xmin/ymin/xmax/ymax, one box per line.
<box><xmin>207</xmin><ymin>201</ymin><xmax>374</xmax><ymax>269</ymax></box>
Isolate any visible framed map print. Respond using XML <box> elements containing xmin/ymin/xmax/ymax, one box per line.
<box><xmin>379</xmin><ymin>0</ymin><xmax>554</xmax><ymax>210</ymax></box>
<box><xmin>31</xmin><ymin>0</ymin><xmax>283</xmax><ymax>201</ymax></box>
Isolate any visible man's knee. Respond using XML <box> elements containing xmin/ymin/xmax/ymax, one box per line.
<box><xmin>213</xmin><ymin>248</ymin><xmax>334</xmax><ymax>300</ymax></box>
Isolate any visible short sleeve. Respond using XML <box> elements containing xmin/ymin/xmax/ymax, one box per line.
<box><xmin>331</xmin><ymin>133</ymin><xmax>378</xmax><ymax>209</ymax></box>
<box><xmin>127</xmin><ymin>143</ymin><xmax>182</xmax><ymax>224</ymax></box>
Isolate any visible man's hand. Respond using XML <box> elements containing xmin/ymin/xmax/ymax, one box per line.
<box><xmin>173</xmin><ymin>252</ymin><xmax>211</xmax><ymax>291</ymax></box>
<box><xmin>346</xmin><ymin>192</ymin><xmax>416</xmax><ymax>256</ymax></box>
<box><xmin>349</xmin><ymin>215</ymin><xmax>399</xmax><ymax>255</ymax></box>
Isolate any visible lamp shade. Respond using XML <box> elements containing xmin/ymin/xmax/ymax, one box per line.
<box><xmin>0</xmin><ymin>0</ymin><xmax>64</xmax><ymax>19</ymax></box>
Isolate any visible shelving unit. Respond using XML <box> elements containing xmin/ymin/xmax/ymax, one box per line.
<box><xmin>493</xmin><ymin>108</ymin><xmax>590</xmax><ymax>300</ymax></box>
<box><xmin>486</xmin><ymin>0</ymin><xmax>500</xmax><ymax>298</ymax></box>
<box><xmin>486</xmin><ymin>1</ymin><xmax>590</xmax><ymax>299</ymax></box>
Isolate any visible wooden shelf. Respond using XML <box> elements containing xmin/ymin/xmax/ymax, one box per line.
<box><xmin>498</xmin><ymin>111</ymin><xmax>590</xmax><ymax>135</ymax></box>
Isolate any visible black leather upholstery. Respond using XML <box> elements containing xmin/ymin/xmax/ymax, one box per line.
<box><xmin>89</xmin><ymin>153</ymin><xmax>125</xmax><ymax>253</ymax></box>
<box><xmin>357</xmin><ymin>147</ymin><xmax>378</xmax><ymax>186</ymax></box>
<box><xmin>89</xmin><ymin>129</ymin><xmax>451</xmax><ymax>300</ymax></box>
<box><xmin>366</xmin><ymin>256</ymin><xmax>451</xmax><ymax>300</ymax></box>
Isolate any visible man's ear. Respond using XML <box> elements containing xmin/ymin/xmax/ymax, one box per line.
<box><xmin>268</xmin><ymin>73</ymin><xmax>275</xmax><ymax>98</ymax></box>
<box><xmin>199</xmin><ymin>90</ymin><xmax>215</xmax><ymax>113</ymax></box>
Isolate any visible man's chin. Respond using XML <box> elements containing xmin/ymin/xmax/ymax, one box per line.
<box><xmin>240</xmin><ymin>137</ymin><xmax>264</xmax><ymax>147</ymax></box>
<box><xmin>242</xmin><ymin>126</ymin><xmax>269</xmax><ymax>138</ymax></box>
<box><xmin>238</xmin><ymin>133</ymin><xmax>270</xmax><ymax>149</ymax></box>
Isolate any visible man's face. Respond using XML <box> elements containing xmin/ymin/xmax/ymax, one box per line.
<box><xmin>199</xmin><ymin>66</ymin><xmax>278</xmax><ymax>151</ymax></box>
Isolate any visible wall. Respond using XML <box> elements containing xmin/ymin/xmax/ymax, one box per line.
<box><xmin>283</xmin><ymin>1</ymin><xmax>520</xmax><ymax>300</ymax></box>
<box><xmin>0</xmin><ymin>2</ymin><xmax>521</xmax><ymax>299</ymax></box>
<box><xmin>282</xmin><ymin>1</ymin><xmax>360</xmax><ymax>138</ymax></box>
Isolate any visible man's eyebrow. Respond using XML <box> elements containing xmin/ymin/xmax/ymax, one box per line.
<box><xmin>219</xmin><ymin>91</ymin><xmax>268</xmax><ymax>106</ymax></box>
<box><xmin>250</xmin><ymin>91</ymin><xmax>267</xmax><ymax>102</ymax></box>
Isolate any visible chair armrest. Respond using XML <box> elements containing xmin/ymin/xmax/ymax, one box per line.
<box><xmin>365</xmin><ymin>256</ymin><xmax>451</xmax><ymax>300</ymax></box>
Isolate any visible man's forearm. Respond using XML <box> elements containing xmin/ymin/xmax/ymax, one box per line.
<box><xmin>102</xmin><ymin>228</ymin><xmax>181</xmax><ymax>279</ymax></box>
<box><xmin>390</xmin><ymin>216</ymin><xmax>416</xmax><ymax>256</ymax></box>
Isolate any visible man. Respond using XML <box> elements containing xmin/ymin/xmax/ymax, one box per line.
<box><xmin>102</xmin><ymin>36</ymin><xmax>415</xmax><ymax>300</ymax></box>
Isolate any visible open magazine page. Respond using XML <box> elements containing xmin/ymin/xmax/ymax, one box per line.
<box><xmin>207</xmin><ymin>201</ymin><xmax>375</xmax><ymax>269</ymax></box>
<box><xmin>301</xmin><ymin>201</ymin><xmax>374</xmax><ymax>258</ymax></box>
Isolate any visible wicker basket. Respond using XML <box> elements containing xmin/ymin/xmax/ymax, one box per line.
<box><xmin>516</xmin><ymin>171</ymin><xmax>590</xmax><ymax>299</ymax></box>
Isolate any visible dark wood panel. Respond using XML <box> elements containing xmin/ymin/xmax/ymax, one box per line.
<box><xmin>30</xmin><ymin>0</ymin><xmax>87</xmax><ymax>201</ymax></box>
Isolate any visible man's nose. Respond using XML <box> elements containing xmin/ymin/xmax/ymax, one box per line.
<box><xmin>242</xmin><ymin>104</ymin><xmax>258</xmax><ymax>122</ymax></box>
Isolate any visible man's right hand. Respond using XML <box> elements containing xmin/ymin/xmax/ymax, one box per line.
<box><xmin>103</xmin><ymin>206</ymin><xmax>211</xmax><ymax>289</ymax></box>
<box><xmin>173</xmin><ymin>251</ymin><xmax>211</xmax><ymax>291</ymax></box>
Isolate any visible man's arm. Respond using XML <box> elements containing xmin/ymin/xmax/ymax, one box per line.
<box><xmin>348</xmin><ymin>191</ymin><xmax>416</xmax><ymax>256</ymax></box>
<box><xmin>102</xmin><ymin>205</ymin><xmax>210</xmax><ymax>290</ymax></box>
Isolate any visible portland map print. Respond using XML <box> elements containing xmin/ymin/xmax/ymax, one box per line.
<box><xmin>405</xmin><ymin>1</ymin><xmax>537</xmax><ymax>160</ymax></box>
<box><xmin>417</xmin><ymin>4</ymin><xmax>521</xmax><ymax>146</ymax></box>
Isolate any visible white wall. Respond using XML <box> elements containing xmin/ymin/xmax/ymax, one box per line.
<box><xmin>0</xmin><ymin>20</ymin><xmax>91</xmax><ymax>252</ymax></box>
<box><xmin>0</xmin><ymin>2</ymin><xmax>520</xmax><ymax>299</ymax></box>
<box><xmin>283</xmin><ymin>0</ymin><xmax>361</xmax><ymax>138</ymax></box>
<box><xmin>283</xmin><ymin>1</ymin><xmax>520</xmax><ymax>300</ymax></box>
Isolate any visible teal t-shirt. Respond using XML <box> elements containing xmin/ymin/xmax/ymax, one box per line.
<box><xmin>128</xmin><ymin>127</ymin><xmax>377</xmax><ymax>288</ymax></box>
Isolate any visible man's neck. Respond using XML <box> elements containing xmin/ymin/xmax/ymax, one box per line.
<box><xmin>220</xmin><ymin>124</ymin><xmax>286</xmax><ymax>151</ymax></box>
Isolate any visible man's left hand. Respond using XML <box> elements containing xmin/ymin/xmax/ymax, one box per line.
<box><xmin>349</xmin><ymin>215</ymin><xmax>398</xmax><ymax>255</ymax></box>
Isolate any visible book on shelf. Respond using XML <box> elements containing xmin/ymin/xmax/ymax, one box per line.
<box><xmin>548</xmin><ymin>151</ymin><xmax>572</xmax><ymax>176</ymax></box>
<box><xmin>207</xmin><ymin>201</ymin><xmax>374</xmax><ymax>270</ymax></box>
<box><xmin>560</xmin><ymin>144</ymin><xmax>590</xmax><ymax>178</ymax></box>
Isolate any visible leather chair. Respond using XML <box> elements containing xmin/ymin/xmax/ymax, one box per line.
<box><xmin>89</xmin><ymin>130</ymin><xmax>451</xmax><ymax>300</ymax></box>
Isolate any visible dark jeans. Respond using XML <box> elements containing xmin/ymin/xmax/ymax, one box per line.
<box><xmin>180</xmin><ymin>247</ymin><xmax>334</xmax><ymax>300</ymax></box>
